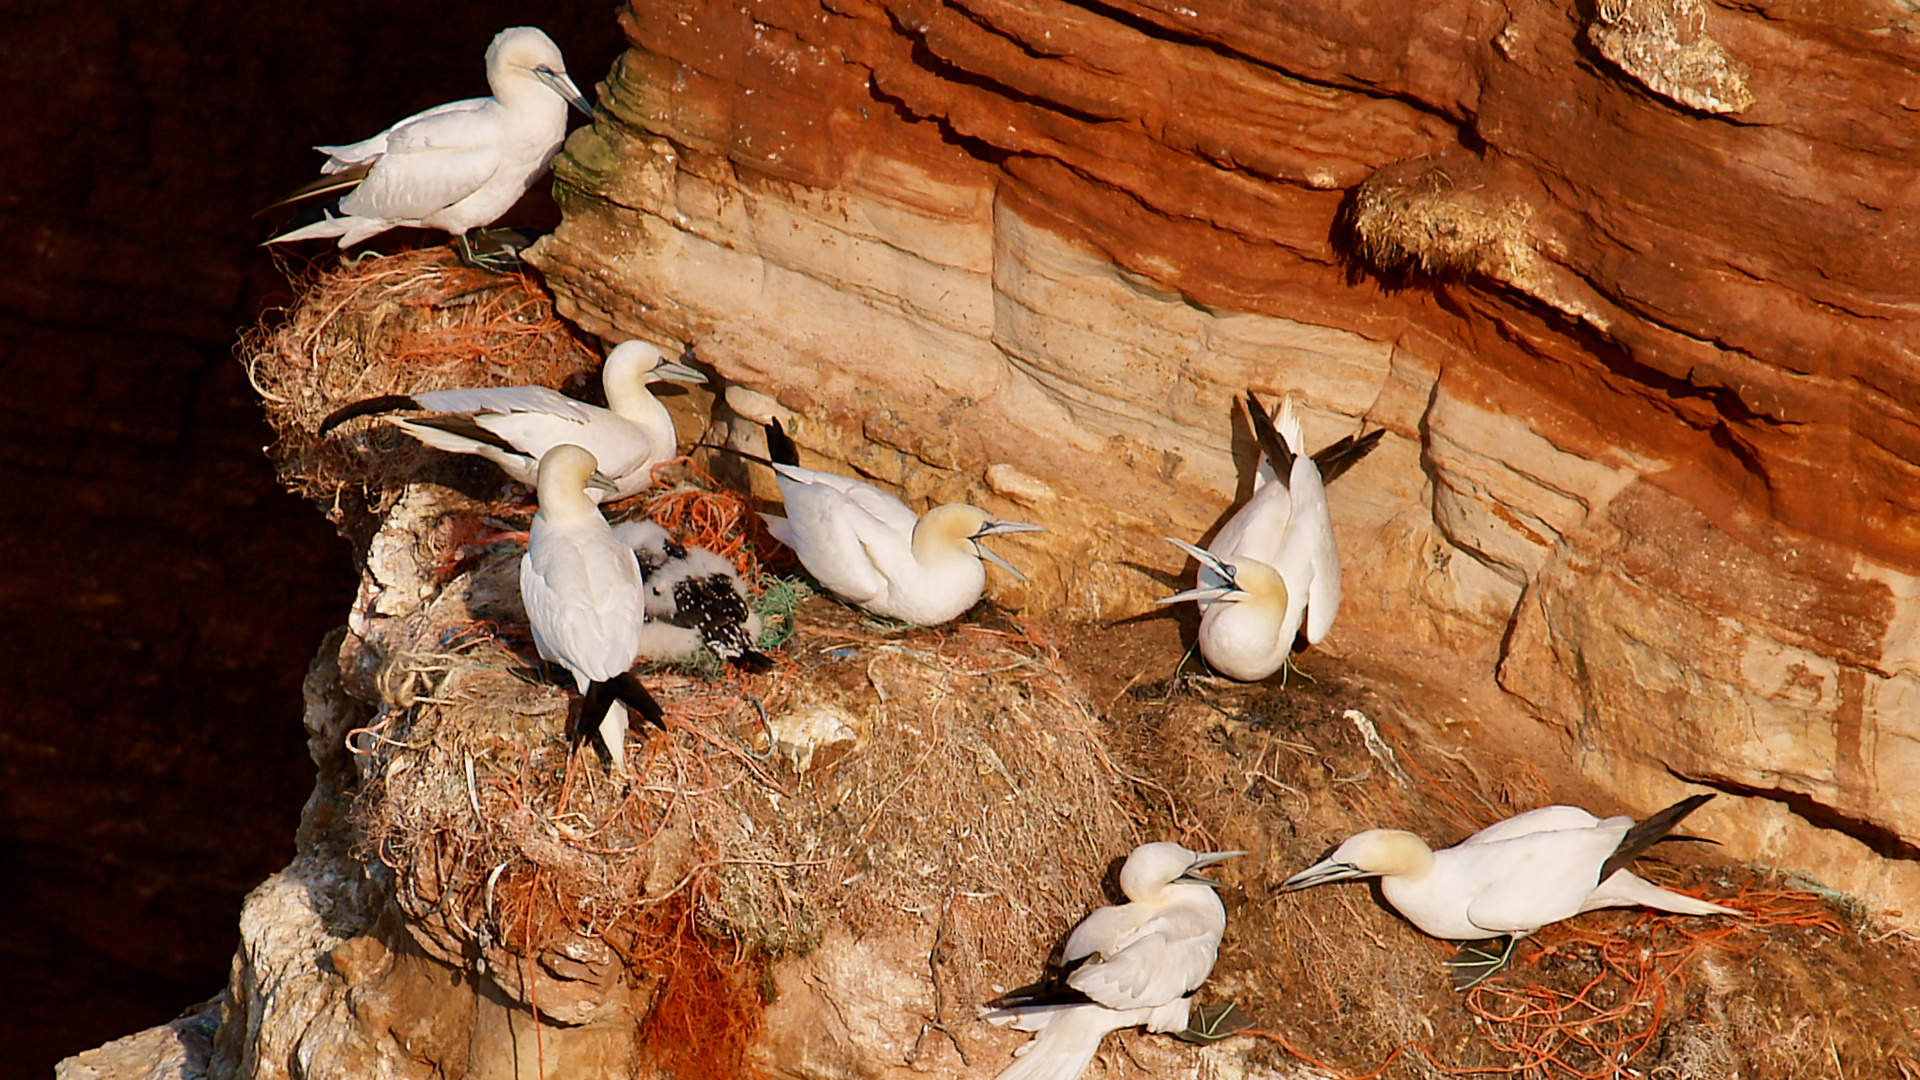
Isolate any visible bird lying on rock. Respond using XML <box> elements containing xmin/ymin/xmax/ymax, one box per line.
<box><xmin>736</xmin><ymin>418</ymin><xmax>1044</xmax><ymax>626</ymax></box>
<box><xmin>1281</xmin><ymin>794</ymin><xmax>1737</xmax><ymax>988</ymax></box>
<box><xmin>981</xmin><ymin>842</ymin><xmax>1245</xmax><ymax>1080</ymax></box>
<box><xmin>612</xmin><ymin>519</ymin><xmax>772</xmax><ymax>671</ymax></box>
<box><xmin>519</xmin><ymin>444</ymin><xmax>664</xmax><ymax>775</ymax></box>
<box><xmin>1158</xmin><ymin>391</ymin><xmax>1381</xmax><ymax>681</ymax></box>
<box><xmin>319</xmin><ymin>340</ymin><xmax>705</xmax><ymax>501</ymax></box>
<box><xmin>266</xmin><ymin>26</ymin><xmax>592</xmax><ymax>265</ymax></box>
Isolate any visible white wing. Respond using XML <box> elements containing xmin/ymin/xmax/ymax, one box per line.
<box><xmin>773</xmin><ymin>474</ymin><xmax>914</xmax><ymax>604</ymax></box>
<box><xmin>1457</xmin><ymin>829</ymin><xmax>1627</xmax><ymax>935</ymax></box>
<box><xmin>1457</xmin><ymin>806</ymin><xmax>1605</xmax><ymax>847</ymax></box>
<box><xmin>338</xmin><ymin>102</ymin><xmax>507</xmax><ymax>221</ymax></box>
<box><xmin>411</xmin><ymin>385</ymin><xmax>599</xmax><ymax>423</ymax></box>
<box><xmin>520</xmin><ymin>518</ymin><xmax>646</xmax><ymax>687</ymax></box>
<box><xmin>316</xmin><ymin>98</ymin><xmax>488</xmax><ymax>166</ymax></box>
<box><xmin>773</xmin><ymin>463</ymin><xmax>922</xmax><ymax>536</ymax></box>
<box><xmin>1062</xmin><ymin>905</ymin><xmax>1220</xmax><ymax>1010</ymax></box>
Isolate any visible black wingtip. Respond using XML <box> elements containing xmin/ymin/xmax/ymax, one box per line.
<box><xmin>1312</xmin><ymin>427</ymin><xmax>1386</xmax><ymax>485</ymax></box>
<box><xmin>1598</xmin><ymin>793</ymin><xmax>1716</xmax><ymax>885</ymax></box>
<box><xmin>694</xmin><ymin>442</ymin><xmax>777</xmax><ymax>470</ymax></box>
<box><xmin>765</xmin><ymin>417</ymin><xmax>801</xmax><ymax>467</ymax></box>
<box><xmin>983</xmin><ymin>981</ymin><xmax>1096</xmax><ymax>1011</ymax></box>
<box><xmin>734</xmin><ymin>649</ymin><xmax>775</xmax><ymax>673</ymax></box>
<box><xmin>318</xmin><ymin>394</ymin><xmax>420</xmax><ymax>435</ymax></box>
<box><xmin>606</xmin><ymin>671</ymin><xmax>668</xmax><ymax>730</ymax></box>
<box><xmin>257</xmin><ymin>161</ymin><xmax>375</xmax><ymax>215</ymax></box>
<box><xmin>1243</xmin><ymin>391</ymin><xmax>1296</xmax><ymax>477</ymax></box>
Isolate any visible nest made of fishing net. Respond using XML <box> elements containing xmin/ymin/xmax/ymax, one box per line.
<box><xmin>240</xmin><ymin>249</ymin><xmax>599</xmax><ymax>518</ymax></box>
<box><xmin>346</xmin><ymin>528</ymin><xmax>1138</xmax><ymax>1059</ymax></box>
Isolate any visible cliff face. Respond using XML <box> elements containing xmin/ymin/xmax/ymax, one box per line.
<box><xmin>529</xmin><ymin>0</ymin><xmax>1920</xmax><ymax>913</ymax></box>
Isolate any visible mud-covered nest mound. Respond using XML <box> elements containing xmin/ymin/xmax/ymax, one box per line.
<box><xmin>241</xmin><ymin>249</ymin><xmax>601</xmax><ymax>517</ymax></box>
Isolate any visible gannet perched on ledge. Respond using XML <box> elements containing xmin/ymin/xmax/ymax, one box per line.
<box><xmin>982</xmin><ymin>842</ymin><xmax>1245</xmax><ymax>1080</ymax></box>
<box><xmin>1282</xmin><ymin>794</ymin><xmax>1737</xmax><ymax>988</ymax></box>
<box><xmin>749</xmin><ymin>418</ymin><xmax>1044</xmax><ymax>626</ymax></box>
<box><xmin>266</xmin><ymin>26</ymin><xmax>592</xmax><ymax>263</ymax></box>
<box><xmin>612</xmin><ymin>520</ymin><xmax>772</xmax><ymax>671</ymax></box>
<box><xmin>1157</xmin><ymin>391</ymin><xmax>1382</xmax><ymax>681</ymax></box>
<box><xmin>320</xmin><ymin>341</ymin><xmax>706</xmax><ymax>501</ymax></box>
<box><xmin>520</xmin><ymin>445</ymin><xmax>665</xmax><ymax>775</ymax></box>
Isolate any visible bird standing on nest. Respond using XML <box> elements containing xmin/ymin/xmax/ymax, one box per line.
<box><xmin>519</xmin><ymin>444</ymin><xmax>665</xmax><ymax>776</ymax></box>
<box><xmin>747</xmin><ymin>418</ymin><xmax>1045</xmax><ymax>626</ymax></box>
<box><xmin>613</xmin><ymin>520</ymin><xmax>773</xmax><ymax>671</ymax></box>
<box><xmin>981</xmin><ymin>842</ymin><xmax>1246</xmax><ymax>1080</ymax></box>
<box><xmin>266</xmin><ymin>26</ymin><xmax>592</xmax><ymax>265</ymax></box>
<box><xmin>319</xmin><ymin>340</ymin><xmax>706</xmax><ymax>501</ymax></box>
<box><xmin>1281</xmin><ymin>794</ymin><xmax>1738</xmax><ymax>988</ymax></box>
<box><xmin>1157</xmin><ymin>391</ymin><xmax>1382</xmax><ymax>681</ymax></box>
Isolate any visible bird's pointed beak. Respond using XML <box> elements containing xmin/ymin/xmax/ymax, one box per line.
<box><xmin>975</xmin><ymin>518</ymin><xmax>1046</xmax><ymax>538</ymax></box>
<box><xmin>1155</xmin><ymin>584</ymin><xmax>1238</xmax><ymax>606</ymax></box>
<box><xmin>973</xmin><ymin>542</ymin><xmax>1030</xmax><ymax>584</ymax></box>
<box><xmin>537</xmin><ymin>67</ymin><xmax>594</xmax><ymax>115</ymax></box>
<box><xmin>587</xmin><ymin>470</ymin><xmax>620</xmax><ymax>494</ymax></box>
<box><xmin>1176</xmin><ymin>849</ymin><xmax>1248</xmax><ymax>887</ymax></box>
<box><xmin>652</xmin><ymin>359</ymin><xmax>708</xmax><ymax>385</ymax></box>
<box><xmin>1280</xmin><ymin>858</ymin><xmax>1370</xmax><ymax>892</ymax></box>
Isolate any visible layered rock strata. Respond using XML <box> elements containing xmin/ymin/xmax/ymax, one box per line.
<box><xmin>529</xmin><ymin>0</ymin><xmax>1920</xmax><ymax>913</ymax></box>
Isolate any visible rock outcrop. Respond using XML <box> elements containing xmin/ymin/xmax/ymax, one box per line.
<box><xmin>528</xmin><ymin>0</ymin><xmax>1920</xmax><ymax>916</ymax></box>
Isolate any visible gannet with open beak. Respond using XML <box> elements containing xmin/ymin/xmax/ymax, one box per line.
<box><xmin>1157</xmin><ymin>391</ymin><xmax>1382</xmax><ymax>681</ymax></box>
<box><xmin>1282</xmin><ymin>794</ymin><xmax>1737</xmax><ymax>988</ymax></box>
<box><xmin>520</xmin><ymin>444</ymin><xmax>664</xmax><ymax>775</ymax></box>
<box><xmin>612</xmin><ymin>520</ymin><xmax>772</xmax><ymax>671</ymax></box>
<box><xmin>753</xmin><ymin>418</ymin><xmax>1044</xmax><ymax>626</ymax></box>
<box><xmin>320</xmin><ymin>341</ymin><xmax>705</xmax><ymax>501</ymax></box>
<box><xmin>982</xmin><ymin>842</ymin><xmax>1245</xmax><ymax>1080</ymax></box>
<box><xmin>267</xmin><ymin>26</ymin><xmax>593</xmax><ymax>261</ymax></box>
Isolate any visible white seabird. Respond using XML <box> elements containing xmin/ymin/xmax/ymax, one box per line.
<box><xmin>319</xmin><ymin>340</ymin><xmax>706</xmax><ymax>501</ymax></box>
<box><xmin>982</xmin><ymin>842</ymin><xmax>1246</xmax><ymax>1080</ymax></box>
<box><xmin>1281</xmin><ymin>794</ymin><xmax>1737</xmax><ymax>988</ymax></box>
<box><xmin>1157</xmin><ymin>391</ymin><xmax>1382</xmax><ymax>681</ymax></box>
<box><xmin>612</xmin><ymin>520</ymin><xmax>773</xmax><ymax>671</ymax></box>
<box><xmin>750</xmin><ymin>418</ymin><xmax>1044</xmax><ymax>626</ymax></box>
<box><xmin>520</xmin><ymin>444</ymin><xmax>664</xmax><ymax>775</ymax></box>
<box><xmin>266</xmin><ymin>26</ymin><xmax>592</xmax><ymax>261</ymax></box>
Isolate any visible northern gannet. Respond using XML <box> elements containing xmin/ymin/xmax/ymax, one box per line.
<box><xmin>612</xmin><ymin>520</ymin><xmax>773</xmax><ymax>672</ymax></box>
<box><xmin>1282</xmin><ymin>794</ymin><xmax>1737</xmax><ymax>988</ymax></box>
<box><xmin>519</xmin><ymin>444</ymin><xmax>664</xmax><ymax>775</ymax></box>
<box><xmin>982</xmin><ymin>842</ymin><xmax>1245</xmax><ymax>1080</ymax></box>
<box><xmin>750</xmin><ymin>418</ymin><xmax>1044</xmax><ymax>626</ymax></box>
<box><xmin>319</xmin><ymin>340</ymin><xmax>706</xmax><ymax>501</ymax></box>
<box><xmin>266</xmin><ymin>26</ymin><xmax>592</xmax><ymax>263</ymax></box>
<box><xmin>1157</xmin><ymin>391</ymin><xmax>1382</xmax><ymax>681</ymax></box>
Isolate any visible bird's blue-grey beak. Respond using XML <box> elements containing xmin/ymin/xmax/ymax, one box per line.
<box><xmin>537</xmin><ymin>67</ymin><xmax>594</xmax><ymax>115</ymax></box>
<box><xmin>651</xmin><ymin>359</ymin><xmax>708</xmax><ymax>385</ymax></box>
<box><xmin>1176</xmin><ymin>849</ymin><xmax>1248</xmax><ymax>887</ymax></box>
<box><xmin>972</xmin><ymin>519</ymin><xmax>1044</xmax><ymax>583</ymax></box>
<box><xmin>1281</xmin><ymin>857</ymin><xmax>1371</xmax><ymax>892</ymax></box>
<box><xmin>1156</xmin><ymin>584</ymin><xmax>1238</xmax><ymax>606</ymax></box>
<box><xmin>1156</xmin><ymin>537</ymin><xmax>1241</xmax><ymax>605</ymax></box>
<box><xmin>586</xmin><ymin>470</ymin><xmax>620</xmax><ymax>494</ymax></box>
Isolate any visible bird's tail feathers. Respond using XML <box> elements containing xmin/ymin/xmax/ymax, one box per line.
<box><xmin>1598</xmin><ymin>793</ymin><xmax>1715</xmax><ymax>883</ymax></box>
<box><xmin>606</xmin><ymin>672</ymin><xmax>666</xmax><ymax>729</ymax></box>
<box><xmin>765</xmin><ymin>417</ymin><xmax>801</xmax><ymax>466</ymax></box>
<box><xmin>256</xmin><ymin>160</ymin><xmax>374</xmax><ymax>215</ymax></box>
<box><xmin>989</xmin><ymin>1005</ymin><xmax>1124</xmax><ymax>1080</ymax></box>
<box><xmin>1243</xmin><ymin>391</ymin><xmax>1296</xmax><ymax>478</ymax></box>
<box><xmin>1277</xmin><ymin>395</ymin><xmax>1306</xmax><ymax>455</ymax></box>
<box><xmin>1312</xmin><ymin>427</ymin><xmax>1386</xmax><ymax>485</ymax></box>
<box><xmin>1590</xmin><ymin>871</ymin><xmax>1739</xmax><ymax>918</ymax></box>
<box><xmin>318</xmin><ymin>394</ymin><xmax>423</xmax><ymax>435</ymax></box>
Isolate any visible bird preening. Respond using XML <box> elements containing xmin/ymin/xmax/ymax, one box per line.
<box><xmin>982</xmin><ymin>842</ymin><xmax>1246</xmax><ymax>1080</ymax></box>
<box><xmin>1158</xmin><ymin>391</ymin><xmax>1382</xmax><ymax>682</ymax></box>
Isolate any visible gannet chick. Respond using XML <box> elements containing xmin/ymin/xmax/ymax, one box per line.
<box><xmin>753</xmin><ymin>418</ymin><xmax>1044</xmax><ymax>626</ymax></box>
<box><xmin>267</xmin><ymin>26</ymin><xmax>592</xmax><ymax>262</ymax></box>
<box><xmin>1282</xmin><ymin>794</ymin><xmax>1736</xmax><ymax>988</ymax></box>
<box><xmin>320</xmin><ymin>341</ymin><xmax>706</xmax><ymax>501</ymax></box>
<box><xmin>612</xmin><ymin>520</ymin><xmax>773</xmax><ymax>672</ymax></box>
<box><xmin>1157</xmin><ymin>391</ymin><xmax>1382</xmax><ymax>680</ymax></box>
<box><xmin>982</xmin><ymin>842</ymin><xmax>1245</xmax><ymax>1080</ymax></box>
<box><xmin>520</xmin><ymin>445</ymin><xmax>665</xmax><ymax>775</ymax></box>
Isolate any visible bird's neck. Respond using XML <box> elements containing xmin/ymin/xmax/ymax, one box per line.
<box><xmin>607</xmin><ymin>383</ymin><xmax>675</xmax><ymax>444</ymax></box>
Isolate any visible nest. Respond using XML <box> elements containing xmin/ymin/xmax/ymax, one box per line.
<box><xmin>1340</xmin><ymin>158</ymin><xmax>1539</xmax><ymax>287</ymax></box>
<box><xmin>240</xmin><ymin>248</ymin><xmax>600</xmax><ymax>519</ymax></box>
